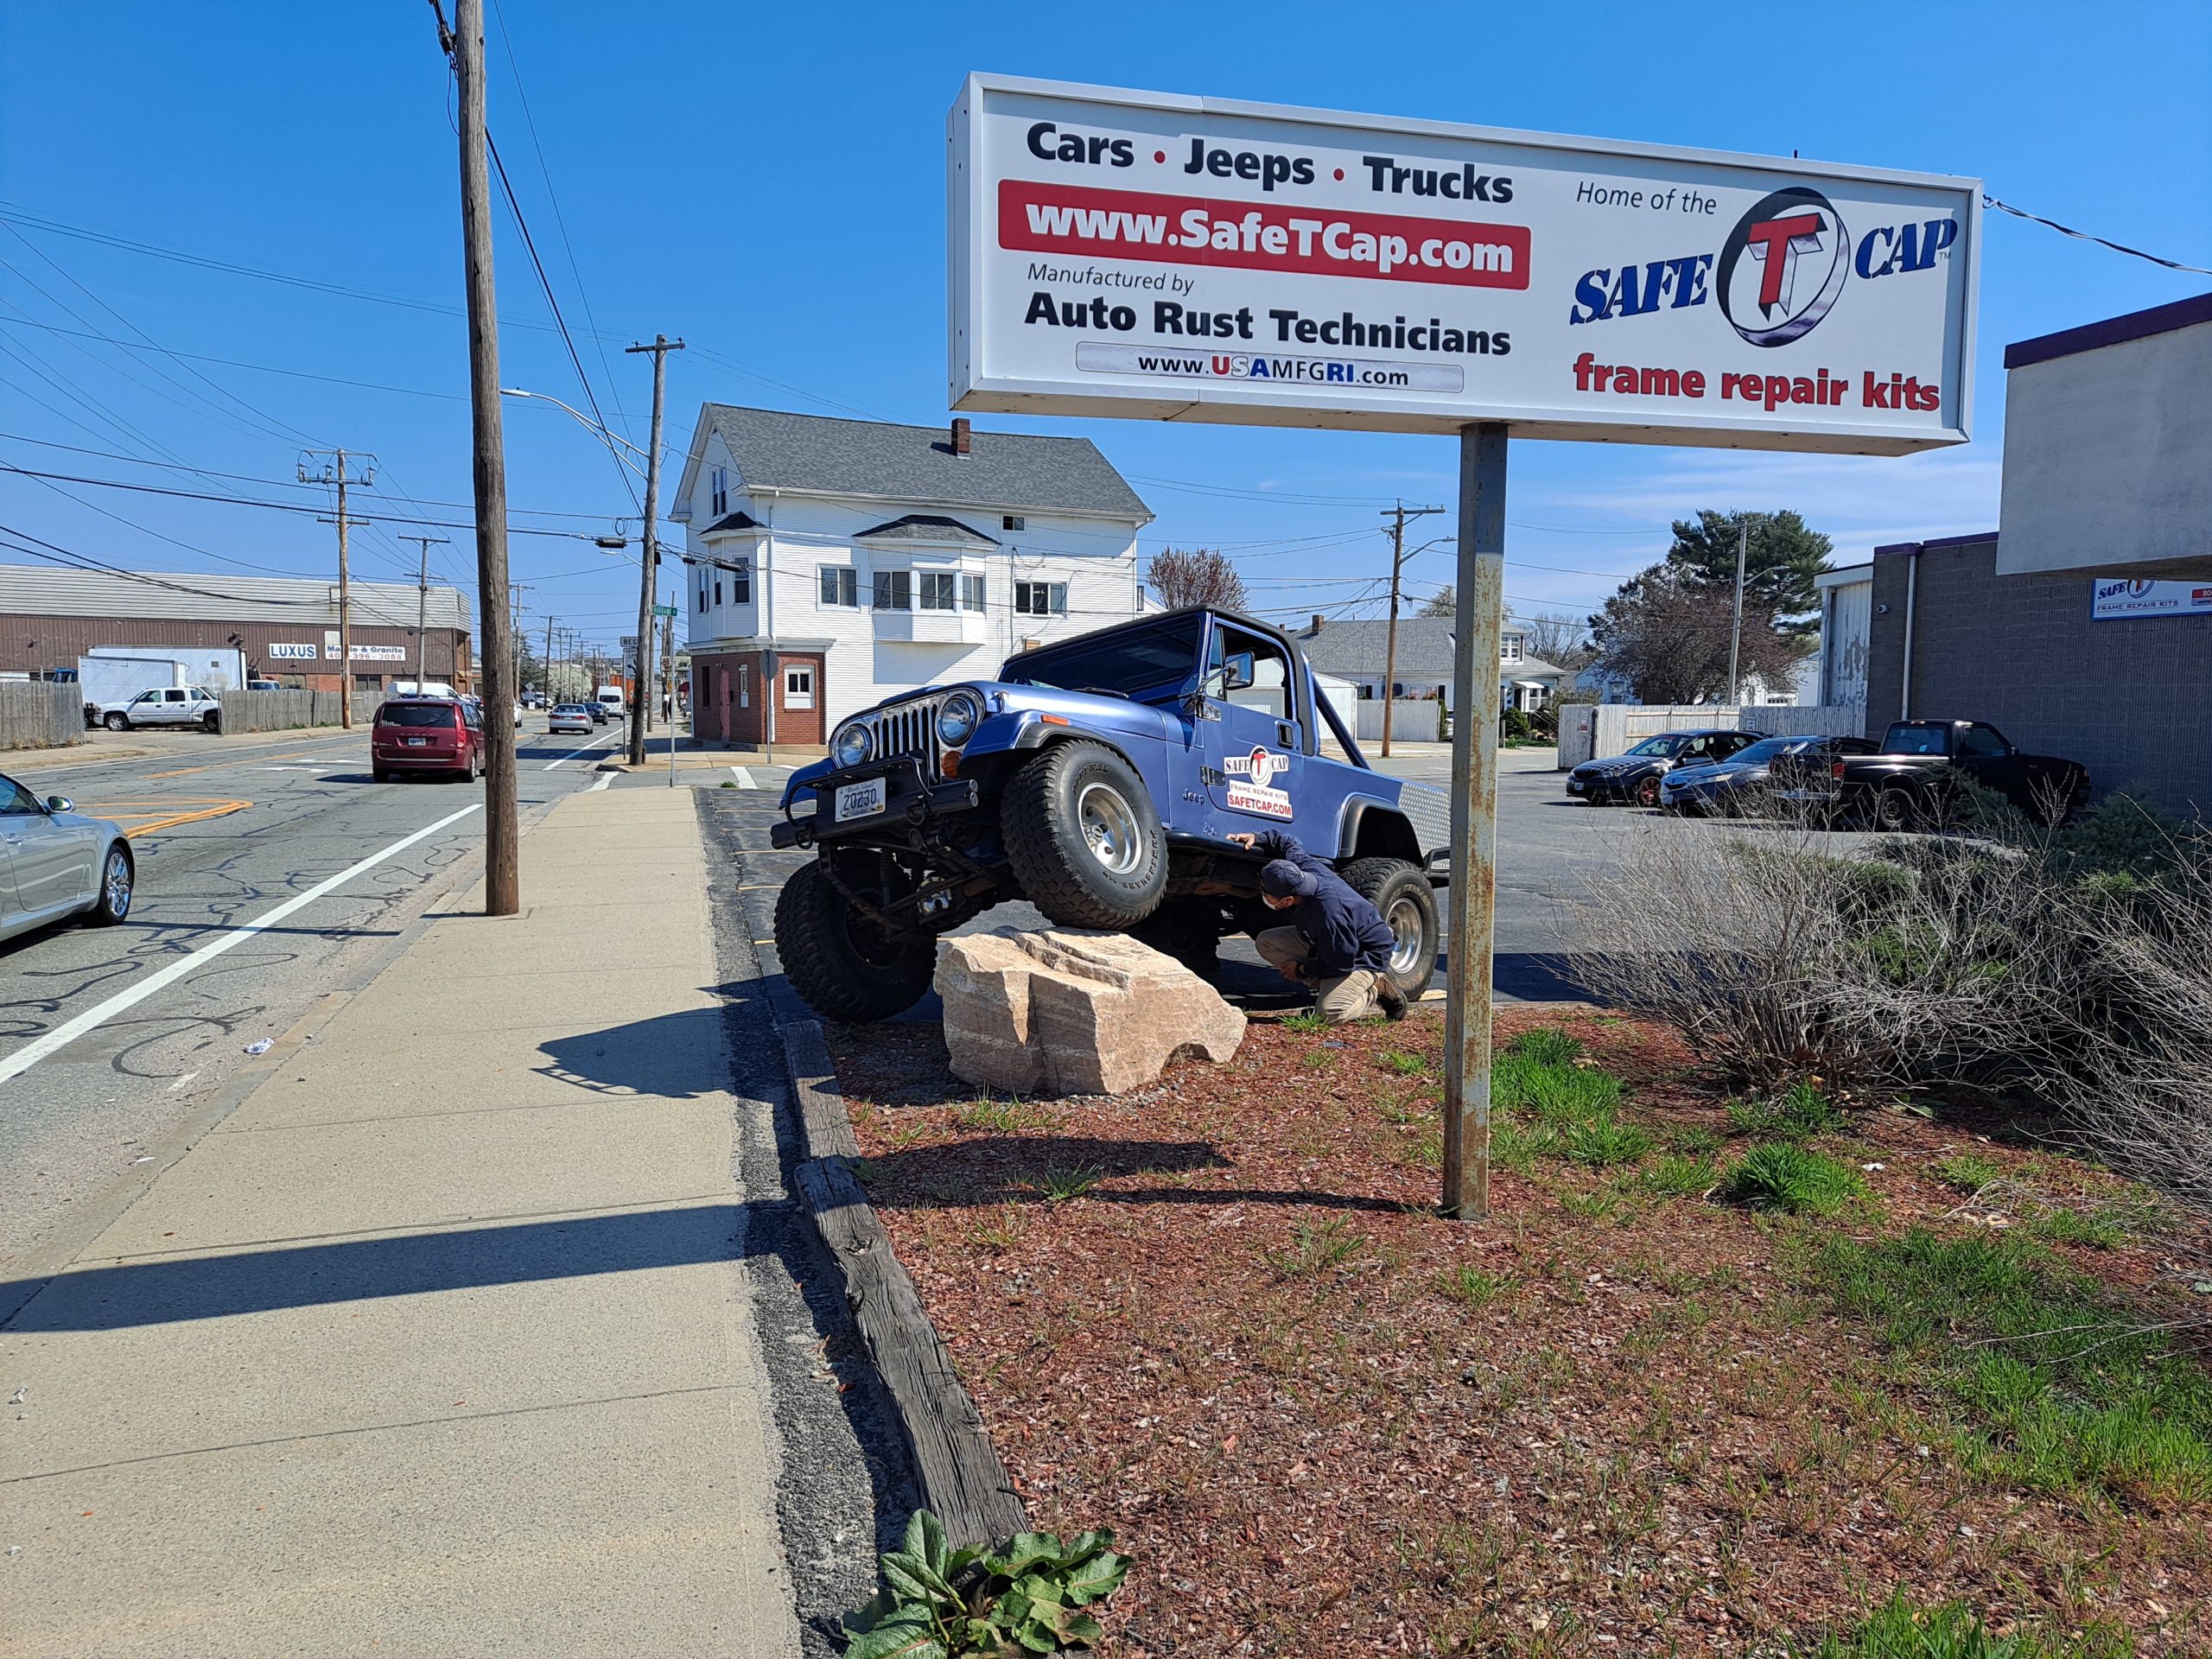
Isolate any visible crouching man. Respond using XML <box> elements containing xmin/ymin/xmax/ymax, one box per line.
<box><xmin>1227</xmin><ymin>830</ymin><xmax>1408</xmax><ymax>1024</ymax></box>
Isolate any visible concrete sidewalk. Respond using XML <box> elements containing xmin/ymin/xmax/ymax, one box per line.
<box><xmin>1</xmin><ymin>789</ymin><xmax>801</xmax><ymax>1656</ymax></box>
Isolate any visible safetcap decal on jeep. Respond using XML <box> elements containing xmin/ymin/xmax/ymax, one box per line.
<box><xmin>1223</xmin><ymin>746</ymin><xmax>1294</xmax><ymax>818</ymax></box>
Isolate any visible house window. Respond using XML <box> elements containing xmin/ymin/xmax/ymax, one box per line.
<box><xmin>696</xmin><ymin>576</ymin><xmax>706</xmax><ymax>613</ymax></box>
<box><xmin>784</xmin><ymin>665</ymin><xmax>815</xmax><ymax>709</ymax></box>
<box><xmin>918</xmin><ymin>572</ymin><xmax>957</xmax><ymax>611</ymax></box>
<box><xmin>1002</xmin><ymin>514</ymin><xmax>1026</xmax><ymax>532</ymax></box>
<box><xmin>961</xmin><ymin>575</ymin><xmax>986</xmax><ymax>613</ymax></box>
<box><xmin>1501</xmin><ymin>633</ymin><xmax>1523</xmax><ymax>665</ymax></box>
<box><xmin>731</xmin><ymin>560</ymin><xmax>750</xmax><ymax>604</ymax></box>
<box><xmin>710</xmin><ymin>467</ymin><xmax>728</xmax><ymax>517</ymax></box>
<box><xmin>738</xmin><ymin>665</ymin><xmax>749</xmax><ymax>709</ymax></box>
<box><xmin>872</xmin><ymin>569</ymin><xmax>912</xmax><ymax>611</ymax></box>
<box><xmin>1014</xmin><ymin>581</ymin><xmax>1066</xmax><ymax>615</ymax></box>
<box><xmin>819</xmin><ymin>567</ymin><xmax>858</xmax><ymax>607</ymax></box>
<box><xmin>714</xmin><ymin>580</ymin><xmax>722</xmax><ymax>607</ymax></box>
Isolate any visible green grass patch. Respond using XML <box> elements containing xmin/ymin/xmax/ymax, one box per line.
<box><xmin>1262</xmin><ymin>1217</ymin><xmax>1370</xmax><ymax>1280</ymax></box>
<box><xmin>1377</xmin><ymin>1047</ymin><xmax>1430</xmax><ymax>1077</ymax></box>
<box><xmin>1933</xmin><ymin>1152</ymin><xmax>2002</xmax><ymax>1192</ymax></box>
<box><xmin>1644</xmin><ymin>1152</ymin><xmax>1720</xmax><ymax>1198</ymax></box>
<box><xmin>1435</xmin><ymin>1265</ymin><xmax>1508</xmax><ymax>1307</ymax></box>
<box><xmin>1723</xmin><ymin>1142</ymin><xmax>1866</xmax><ymax>1215</ymax></box>
<box><xmin>1507</xmin><ymin>1026</ymin><xmax>1585</xmax><ymax>1067</ymax></box>
<box><xmin>2025</xmin><ymin>1206</ymin><xmax>2127</xmax><ymax>1249</ymax></box>
<box><xmin>955</xmin><ymin>1092</ymin><xmax>1047</xmax><ymax>1134</ymax></box>
<box><xmin>1797</xmin><ymin>1229</ymin><xmax>2212</xmax><ymax>1509</ymax></box>
<box><xmin>1281</xmin><ymin>1009</ymin><xmax>1329</xmax><ymax>1034</ymax></box>
<box><xmin>1489</xmin><ymin>1117</ymin><xmax>1558</xmax><ymax>1175</ymax></box>
<box><xmin>1562</xmin><ymin>1112</ymin><xmax>1656</xmax><ymax>1168</ymax></box>
<box><xmin>1027</xmin><ymin>1163</ymin><xmax>1102</xmax><ymax>1203</ymax></box>
<box><xmin>1495</xmin><ymin>1052</ymin><xmax>1624</xmax><ymax>1124</ymax></box>
<box><xmin>1726</xmin><ymin>1081</ymin><xmax>1845</xmax><ymax>1140</ymax></box>
<box><xmin>1794</xmin><ymin>1592</ymin><xmax>2135</xmax><ymax>1657</ymax></box>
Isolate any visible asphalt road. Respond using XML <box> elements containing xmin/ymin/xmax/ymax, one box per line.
<box><xmin>0</xmin><ymin>718</ymin><xmax>631</xmax><ymax>1268</ymax></box>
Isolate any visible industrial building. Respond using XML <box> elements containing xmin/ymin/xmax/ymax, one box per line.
<box><xmin>0</xmin><ymin>565</ymin><xmax>474</xmax><ymax>700</ymax></box>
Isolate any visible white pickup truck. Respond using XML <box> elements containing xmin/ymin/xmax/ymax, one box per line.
<box><xmin>96</xmin><ymin>685</ymin><xmax>225</xmax><ymax>733</ymax></box>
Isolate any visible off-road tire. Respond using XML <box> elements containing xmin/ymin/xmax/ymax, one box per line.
<box><xmin>1128</xmin><ymin>898</ymin><xmax>1222</xmax><ymax>981</ymax></box>
<box><xmin>104</xmin><ymin>712</ymin><xmax>130</xmax><ymax>732</ymax></box>
<box><xmin>773</xmin><ymin>859</ymin><xmax>936</xmax><ymax>1023</ymax></box>
<box><xmin>1001</xmin><ymin>741</ymin><xmax>1166</xmax><ymax>929</ymax></box>
<box><xmin>1342</xmin><ymin>855</ymin><xmax>1440</xmax><ymax>999</ymax></box>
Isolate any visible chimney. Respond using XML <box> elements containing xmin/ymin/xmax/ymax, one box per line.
<box><xmin>1310</xmin><ymin>613</ymin><xmax>1325</xmax><ymax>634</ymax></box>
<box><xmin>950</xmin><ymin>416</ymin><xmax>971</xmax><ymax>456</ymax></box>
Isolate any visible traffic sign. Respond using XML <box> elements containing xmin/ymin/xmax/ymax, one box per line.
<box><xmin>652</xmin><ymin>604</ymin><xmax>678</xmax><ymax>618</ymax></box>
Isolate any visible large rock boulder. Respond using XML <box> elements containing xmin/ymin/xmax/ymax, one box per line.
<box><xmin>934</xmin><ymin>927</ymin><xmax>1247</xmax><ymax>1097</ymax></box>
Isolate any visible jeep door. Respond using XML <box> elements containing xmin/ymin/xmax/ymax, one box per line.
<box><xmin>1199</xmin><ymin>620</ymin><xmax>1305</xmax><ymax>836</ymax></box>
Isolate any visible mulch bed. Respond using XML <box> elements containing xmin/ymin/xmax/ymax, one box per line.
<box><xmin>830</xmin><ymin>1006</ymin><xmax>2212</xmax><ymax>1657</ymax></box>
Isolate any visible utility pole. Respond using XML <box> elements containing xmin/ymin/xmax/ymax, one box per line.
<box><xmin>509</xmin><ymin>583</ymin><xmax>531</xmax><ymax>712</ymax></box>
<box><xmin>624</xmin><ymin>334</ymin><xmax>683</xmax><ymax>766</ymax></box>
<box><xmin>1378</xmin><ymin>499</ymin><xmax>1443</xmax><ymax>758</ymax></box>
<box><xmin>399</xmin><ymin>533</ymin><xmax>448</xmax><ymax>692</ymax></box>
<box><xmin>542</xmin><ymin>613</ymin><xmax>554</xmax><ymax>706</ymax></box>
<box><xmin>301</xmin><ymin>449</ymin><xmax>376</xmax><ymax>728</ymax></box>
<box><xmin>1726</xmin><ymin>521</ymin><xmax>1749</xmax><ymax>707</ymax></box>
<box><xmin>444</xmin><ymin>0</ymin><xmax>518</xmax><ymax>914</ymax></box>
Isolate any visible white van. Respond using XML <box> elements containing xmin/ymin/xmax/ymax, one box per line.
<box><xmin>594</xmin><ymin>685</ymin><xmax>626</xmax><ymax>720</ymax></box>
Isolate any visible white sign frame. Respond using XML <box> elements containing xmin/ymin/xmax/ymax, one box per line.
<box><xmin>949</xmin><ymin>73</ymin><xmax>1980</xmax><ymax>454</ymax></box>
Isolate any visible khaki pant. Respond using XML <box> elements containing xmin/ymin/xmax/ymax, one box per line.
<box><xmin>1255</xmin><ymin>926</ymin><xmax>1380</xmax><ymax>1024</ymax></box>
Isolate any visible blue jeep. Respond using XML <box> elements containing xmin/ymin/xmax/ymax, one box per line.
<box><xmin>769</xmin><ymin>607</ymin><xmax>1452</xmax><ymax>1023</ymax></box>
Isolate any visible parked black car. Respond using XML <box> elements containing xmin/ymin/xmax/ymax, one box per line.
<box><xmin>1565</xmin><ymin>728</ymin><xmax>1766</xmax><ymax>807</ymax></box>
<box><xmin>1658</xmin><ymin>733</ymin><xmax>1878</xmax><ymax>816</ymax></box>
<box><xmin>1772</xmin><ymin>719</ymin><xmax>2089</xmax><ymax>828</ymax></box>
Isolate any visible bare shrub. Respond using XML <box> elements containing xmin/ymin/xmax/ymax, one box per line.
<box><xmin>1554</xmin><ymin>809</ymin><xmax>2069</xmax><ymax>1090</ymax></box>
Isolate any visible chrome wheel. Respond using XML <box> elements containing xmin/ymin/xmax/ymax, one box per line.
<box><xmin>1385</xmin><ymin>894</ymin><xmax>1426</xmax><ymax>978</ymax></box>
<box><xmin>104</xmin><ymin>849</ymin><xmax>132</xmax><ymax>918</ymax></box>
<box><xmin>1076</xmin><ymin>780</ymin><xmax>1141</xmax><ymax>875</ymax></box>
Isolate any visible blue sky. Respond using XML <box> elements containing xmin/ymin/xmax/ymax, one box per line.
<box><xmin>2</xmin><ymin>1</ymin><xmax>2205</xmax><ymax>657</ymax></box>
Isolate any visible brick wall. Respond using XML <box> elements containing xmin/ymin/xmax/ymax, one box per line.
<box><xmin>1867</xmin><ymin>536</ymin><xmax>2212</xmax><ymax>817</ymax></box>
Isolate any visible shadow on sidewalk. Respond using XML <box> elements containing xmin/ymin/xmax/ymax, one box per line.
<box><xmin>534</xmin><ymin>1009</ymin><xmax>737</xmax><ymax>1096</ymax></box>
<box><xmin>1</xmin><ymin>1205</ymin><xmax>757</xmax><ymax>1332</ymax></box>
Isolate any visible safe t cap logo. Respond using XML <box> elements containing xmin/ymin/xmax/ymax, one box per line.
<box><xmin>1717</xmin><ymin>187</ymin><xmax>1850</xmax><ymax>347</ymax></box>
<box><xmin>1244</xmin><ymin>747</ymin><xmax>1282</xmax><ymax>787</ymax></box>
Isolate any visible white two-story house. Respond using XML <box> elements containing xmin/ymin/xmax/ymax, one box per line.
<box><xmin>671</xmin><ymin>405</ymin><xmax>1153</xmax><ymax>747</ymax></box>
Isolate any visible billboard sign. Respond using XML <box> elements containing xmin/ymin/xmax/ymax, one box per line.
<box><xmin>268</xmin><ymin>642</ymin><xmax>319</xmax><ymax>660</ymax></box>
<box><xmin>2091</xmin><ymin>577</ymin><xmax>2212</xmax><ymax>620</ymax></box>
<box><xmin>950</xmin><ymin>75</ymin><xmax>1979</xmax><ymax>453</ymax></box>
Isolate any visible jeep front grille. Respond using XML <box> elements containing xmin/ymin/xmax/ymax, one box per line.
<box><xmin>865</xmin><ymin>696</ymin><xmax>943</xmax><ymax>782</ymax></box>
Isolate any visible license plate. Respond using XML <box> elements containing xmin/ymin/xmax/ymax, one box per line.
<box><xmin>405</xmin><ymin>736</ymin><xmax>428</xmax><ymax>747</ymax></box>
<box><xmin>1566</xmin><ymin>779</ymin><xmax>1583</xmax><ymax>792</ymax></box>
<box><xmin>834</xmin><ymin>778</ymin><xmax>886</xmax><ymax>823</ymax></box>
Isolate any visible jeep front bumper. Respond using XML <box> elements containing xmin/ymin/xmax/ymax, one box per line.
<box><xmin>770</xmin><ymin>756</ymin><xmax>980</xmax><ymax>850</ymax></box>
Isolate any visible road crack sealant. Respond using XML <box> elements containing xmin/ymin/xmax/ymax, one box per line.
<box><xmin>697</xmin><ymin>791</ymin><xmax>917</xmax><ymax>1659</ymax></box>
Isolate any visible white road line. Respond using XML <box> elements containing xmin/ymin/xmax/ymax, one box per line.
<box><xmin>587</xmin><ymin>770</ymin><xmax>614</xmax><ymax>791</ymax></box>
<box><xmin>0</xmin><ymin>803</ymin><xmax>483</xmax><ymax>1090</ymax></box>
<box><xmin>729</xmin><ymin>766</ymin><xmax>756</xmax><ymax>789</ymax></box>
<box><xmin>544</xmin><ymin>732</ymin><xmax>618</xmax><ymax>771</ymax></box>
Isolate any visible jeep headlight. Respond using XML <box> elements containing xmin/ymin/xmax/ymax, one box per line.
<box><xmin>936</xmin><ymin>691</ymin><xmax>982</xmax><ymax>747</ymax></box>
<box><xmin>831</xmin><ymin>720</ymin><xmax>874</xmax><ymax>769</ymax></box>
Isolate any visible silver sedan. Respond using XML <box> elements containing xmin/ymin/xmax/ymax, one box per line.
<box><xmin>0</xmin><ymin>772</ymin><xmax>133</xmax><ymax>943</ymax></box>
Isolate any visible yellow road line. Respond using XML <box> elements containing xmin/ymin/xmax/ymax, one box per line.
<box><xmin>81</xmin><ymin>798</ymin><xmax>254</xmax><ymax>837</ymax></box>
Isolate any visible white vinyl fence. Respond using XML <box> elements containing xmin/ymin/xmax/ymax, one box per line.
<box><xmin>0</xmin><ymin>683</ymin><xmax>84</xmax><ymax>751</ymax></box>
<box><xmin>1557</xmin><ymin>702</ymin><xmax>1866</xmax><ymax>768</ymax></box>
<box><xmin>1351</xmin><ymin>698</ymin><xmax>1448</xmax><ymax>744</ymax></box>
<box><xmin>218</xmin><ymin>689</ymin><xmax>346</xmax><ymax>734</ymax></box>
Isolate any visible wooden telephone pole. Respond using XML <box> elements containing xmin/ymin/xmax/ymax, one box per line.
<box><xmin>301</xmin><ymin>449</ymin><xmax>376</xmax><ymax>728</ymax></box>
<box><xmin>625</xmin><ymin>334</ymin><xmax>683</xmax><ymax>766</ymax></box>
<box><xmin>444</xmin><ymin>0</ymin><xmax>518</xmax><ymax>914</ymax></box>
<box><xmin>399</xmin><ymin>533</ymin><xmax>448</xmax><ymax>692</ymax></box>
<box><xmin>1378</xmin><ymin>499</ymin><xmax>1443</xmax><ymax>758</ymax></box>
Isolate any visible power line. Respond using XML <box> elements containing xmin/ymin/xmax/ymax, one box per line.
<box><xmin>1983</xmin><ymin>194</ymin><xmax>2212</xmax><ymax>277</ymax></box>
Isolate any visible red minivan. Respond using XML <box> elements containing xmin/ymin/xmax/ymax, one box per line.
<box><xmin>371</xmin><ymin>698</ymin><xmax>483</xmax><ymax>783</ymax></box>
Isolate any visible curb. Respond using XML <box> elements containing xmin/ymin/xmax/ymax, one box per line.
<box><xmin>775</xmin><ymin>1015</ymin><xmax>1028</xmax><ymax>1548</ymax></box>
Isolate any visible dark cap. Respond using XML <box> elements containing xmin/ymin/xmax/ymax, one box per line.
<box><xmin>1260</xmin><ymin>858</ymin><xmax>1317</xmax><ymax>899</ymax></box>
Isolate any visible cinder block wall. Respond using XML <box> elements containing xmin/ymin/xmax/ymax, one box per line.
<box><xmin>1867</xmin><ymin>537</ymin><xmax>2212</xmax><ymax>817</ymax></box>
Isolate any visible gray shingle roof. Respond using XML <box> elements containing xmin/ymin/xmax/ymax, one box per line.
<box><xmin>702</xmin><ymin>405</ymin><xmax>1151</xmax><ymax>521</ymax></box>
<box><xmin>0</xmin><ymin>563</ymin><xmax>468</xmax><ymax>632</ymax></box>
<box><xmin>1295</xmin><ymin>618</ymin><xmax>1570</xmax><ymax>683</ymax></box>
<box><xmin>855</xmin><ymin>514</ymin><xmax>1001</xmax><ymax>548</ymax></box>
<box><xmin>702</xmin><ymin>510</ymin><xmax>763</xmax><ymax>533</ymax></box>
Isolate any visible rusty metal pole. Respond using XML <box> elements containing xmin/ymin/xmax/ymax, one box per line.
<box><xmin>1441</xmin><ymin>422</ymin><xmax>1508</xmax><ymax>1220</ymax></box>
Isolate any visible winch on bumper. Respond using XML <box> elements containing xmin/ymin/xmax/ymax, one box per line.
<box><xmin>769</xmin><ymin>754</ymin><xmax>981</xmax><ymax>849</ymax></box>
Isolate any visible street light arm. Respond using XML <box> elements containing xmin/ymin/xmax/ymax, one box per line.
<box><xmin>499</xmin><ymin>388</ymin><xmax>654</xmax><ymax>480</ymax></box>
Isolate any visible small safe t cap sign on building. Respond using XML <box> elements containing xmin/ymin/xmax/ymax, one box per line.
<box><xmin>948</xmin><ymin>73</ymin><xmax>1980</xmax><ymax>454</ymax></box>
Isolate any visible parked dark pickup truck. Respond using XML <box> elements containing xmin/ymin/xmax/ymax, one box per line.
<box><xmin>1773</xmin><ymin>719</ymin><xmax>2088</xmax><ymax>829</ymax></box>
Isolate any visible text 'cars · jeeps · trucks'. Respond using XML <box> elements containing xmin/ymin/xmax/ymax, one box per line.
<box><xmin>769</xmin><ymin>608</ymin><xmax>1452</xmax><ymax>1023</ymax></box>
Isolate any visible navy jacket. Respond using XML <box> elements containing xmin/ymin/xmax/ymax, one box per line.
<box><xmin>1252</xmin><ymin>830</ymin><xmax>1396</xmax><ymax>978</ymax></box>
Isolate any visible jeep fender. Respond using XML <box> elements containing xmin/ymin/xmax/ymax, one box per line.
<box><xmin>1336</xmin><ymin>796</ymin><xmax>1421</xmax><ymax>864</ymax></box>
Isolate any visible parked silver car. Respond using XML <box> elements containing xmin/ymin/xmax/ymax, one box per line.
<box><xmin>0</xmin><ymin>773</ymin><xmax>133</xmax><ymax>942</ymax></box>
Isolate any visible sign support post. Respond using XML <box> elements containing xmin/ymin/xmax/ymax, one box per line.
<box><xmin>1441</xmin><ymin>422</ymin><xmax>1508</xmax><ymax>1221</ymax></box>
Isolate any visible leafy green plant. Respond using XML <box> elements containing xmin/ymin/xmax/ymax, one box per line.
<box><xmin>842</xmin><ymin>1510</ymin><xmax>1128</xmax><ymax>1658</ymax></box>
<box><xmin>1793</xmin><ymin>1591</ymin><xmax>2134</xmax><ymax>1657</ymax></box>
<box><xmin>1509</xmin><ymin>1027</ymin><xmax>1585</xmax><ymax>1067</ymax></box>
<box><xmin>1669</xmin><ymin>1126</ymin><xmax>1722</xmax><ymax>1157</ymax></box>
<box><xmin>1723</xmin><ymin>1142</ymin><xmax>1866</xmax><ymax>1215</ymax></box>
<box><xmin>1563</xmin><ymin>1112</ymin><xmax>1656</xmax><ymax>1167</ymax></box>
<box><xmin>1726</xmin><ymin>1083</ymin><xmax>1843</xmax><ymax>1141</ymax></box>
<box><xmin>1490</xmin><ymin>1117</ymin><xmax>1560</xmax><ymax>1174</ymax></box>
<box><xmin>1281</xmin><ymin>1009</ymin><xmax>1329</xmax><ymax>1033</ymax></box>
<box><xmin>1933</xmin><ymin>1152</ymin><xmax>2002</xmax><ymax>1192</ymax></box>
<box><xmin>1496</xmin><ymin>1052</ymin><xmax>1624</xmax><ymax>1124</ymax></box>
<box><xmin>957</xmin><ymin>1092</ymin><xmax>1046</xmax><ymax>1134</ymax></box>
<box><xmin>1262</xmin><ymin>1217</ymin><xmax>1370</xmax><ymax>1279</ymax></box>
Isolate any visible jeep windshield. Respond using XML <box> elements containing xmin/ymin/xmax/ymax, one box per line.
<box><xmin>999</xmin><ymin>613</ymin><xmax>1204</xmax><ymax>702</ymax></box>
